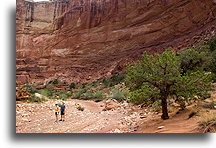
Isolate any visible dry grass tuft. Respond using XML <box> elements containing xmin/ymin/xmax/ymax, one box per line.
<box><xmin>198</xmin><ymin>111</ymin><xmax>216</xmax><ymax>133</ymax></box>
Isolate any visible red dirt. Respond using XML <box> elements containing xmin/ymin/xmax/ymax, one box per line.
<box><xmin>134</xmin><ymin>108</ymin><xmax>199</xmax><ymax>133</ymax></box>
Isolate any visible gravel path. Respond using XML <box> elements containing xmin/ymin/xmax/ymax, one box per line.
<box><xmin>16</xmin><ymin>99</ymin><xmax>149</xmax><ymax>133</ymax></box>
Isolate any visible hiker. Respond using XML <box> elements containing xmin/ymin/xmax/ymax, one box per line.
<box><xmin>59</xmin><ymin>102</ymin><xmax>66</xmax><ymax>121</ymax></box>
<box><xmin>55</xmin><ymin>104</ymin><xmax>59</xmax><ymax>122</ymax></box>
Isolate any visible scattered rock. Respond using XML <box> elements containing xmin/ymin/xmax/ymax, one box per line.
<box><xmin>113</xmin><ymin>128</ymin><xmax>121</xmax><ymax>133</ymax></box>
<box><xmin>140</xmin><ymin>115</ymin><xmax>147</xmax><ymax>119</ymax></box>
<box><xmin>22</xmin><ymin>118</ymin><xmax>30</xmax><ymax>122</ymax></box>
<box><xmin>158</xmin><ymin>126</ymin><xmax>165</xmax><ymax>129</ymax></box>
<box><xmin>21</xmin><ymin>114</ymin><xmax>29</xmax><ymax>117</ymax></box>
<box><xmin>103</xmin><ymin>99</ymin><xmax>121</xmax><ymax>111</ymax></box>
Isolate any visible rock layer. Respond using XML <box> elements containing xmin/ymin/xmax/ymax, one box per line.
<box><xmin>16</xmin><ymin>0</ymin><xmax>215</xmax><ymax>84</ymax></box>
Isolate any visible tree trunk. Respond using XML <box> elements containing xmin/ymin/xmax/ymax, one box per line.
<box><xmin>161</xmin><ymin>97</ymin><xmax>169</xmax><ymax>120</ymax></box>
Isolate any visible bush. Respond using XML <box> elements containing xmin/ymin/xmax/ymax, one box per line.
<box><xmin>209</xmin><ymin>36</ymin><xmax>216</xmax><ymax>52</ymax></box>
<box><xmin>57</xmin><ymin>91</ymin><xmax>71</xmax><ymax>100</ymax></box>
<box><xmin>82</xmin><ymin>91</ymin><xmax>94</xmax><ymax>100</ymax></box>
<box><xmin>48</xmin><ymin>79</ymin><xmax>59</xmax><ymax>84</ymax></box>
<box><xmin>110</xmin><ymin>74</ymin><xmax>125</xmax><ymax>83</ymax></box>
<box><xmin>81</xmin><ymin>83</ymin><xmax>87</xmax><ymax>89</ymax></box>
<box><xmin>102</xmin><ymin>78</ymin><xmax>109</xmax><ymax>87</ymax></box>
<box><xmin>28</xmin><ymin>95</ymin><xmax>45</xmax><ymax>103</ymax></box>
<box><xmin>94</xmin><ymin>91</ymin><xmax>106</xmax><ymax>99</ymax></box>
<box><xmin>22</xmin><ymin>83</ymin><xmax>38</xmax><ymax>94</ymax></box>
<box><xmin>100</xmin><ymin>74</ymin><xmax>126</xmax><ymax>88</ymax></box>
<box><xmin>73</xmin><ymin>88</ymin><xmax>87</xmax><ymax>99</ymax></box>
<box><xmin>38</xmin><ymin>88</ymin><xmax>53</xmax><ymax>98</ymax></box>
<box><xmin>111</xmin><ymin>90</ymin><xmax>127</xmax><ymax>102</ymax></box>
<box><xmin>69</xmin><ymin>83</ymin><xmax>76</xmax><ymax>89</ymax></box>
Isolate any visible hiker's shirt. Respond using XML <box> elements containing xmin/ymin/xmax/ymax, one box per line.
<box><xmin>55</xmin><ymin>107</ymin><xmax>59</xmax><ymax>113</ymax></box>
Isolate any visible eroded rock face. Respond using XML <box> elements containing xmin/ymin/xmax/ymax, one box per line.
<box><xmin>16</xmin><ymin>0</ymin><xmax>215</xmax><ymax>84</ymax></box>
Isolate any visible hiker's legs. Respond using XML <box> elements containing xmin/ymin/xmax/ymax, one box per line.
<box><xmin>56</xmin><ymin>114</ymin><xmax>58</xmax><ymax>121</ymax></box>
<box><xmin>60</xmin><ymin>111</ymin><xmax>65</xmax><ymax>121</ymax></box>
<box><xmin>55</xmin><ymin>113</ymin><xmax>58</xmax><ymax>122</ymax></box>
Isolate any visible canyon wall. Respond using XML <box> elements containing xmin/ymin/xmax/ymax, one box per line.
<box><xmin>16</xmin><ymin>0</ymin><xmax>215</xmax><ymax>84</ymax></box>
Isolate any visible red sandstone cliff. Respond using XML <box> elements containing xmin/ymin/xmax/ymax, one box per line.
<box><xmin>16</xmin><ymin>0</ymin><xmax>215</xmax><ymax>84</ymax></box>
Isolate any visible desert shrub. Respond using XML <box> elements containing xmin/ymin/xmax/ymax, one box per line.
<box><xmin>198</xmin><ymin>112</ymin><xmax>216</xmax><ymax>133</ymax></box>
<box><xmin>77</xmin><ymin>105</ymin><xmax>84</xmax><ymax>111</ymax></box>
<box><xmin>81</xmin><ymin>83</ymin><xmax>87</xmax><ymax>89</ymax></box>
<box><xmin>109</xmin><ymin>82</ymin><xmax>115</xmax><ymax>87</ymax></box>
<box><xmin>111</xmin><ymin>90</ymin><xmax>127</xmax><ymax>102</ymax></box>
<box><xmin>69</xmin><ymin>82</ymin><xmax>76</xmax><ymax>89</ymax></box>
<box><xmin>210</xmin><ymin>49</ymin><xmax>216</xmax><ymax>81</ymax></box>
<box><xmin>22</xmin><ymin>83</ymin><xmax>38</xmax><ymax>94</ymax></box>
<box><xmin>48</xmin><ymin>79</ymin><xmax>59</xmax><ymax>84</ymax></box>
<box><xmin>102</xmin><ymin>78</ymin><xmax>109</xmax><ymax>87</ymax></box>
<box><xmin>38</xmin><ymin>88</ymin><xmax>53</xmax><ymax>98</ymax></box>
<box><xmin>94</xmin><ymin>91</ymin><xmax>106</xmax><ymax>99</ymax></box>
<box><xmin>82</xmin><ymin>91</ymin><xmax>94</xmax><ymax>100</ymax></box>
<box><xmin>73</xmin><ymin>88</ymin><xmax>87</xmax><ymax>99</ymax></box>
<box><xmin>110</xmin><ymin>74</ymin><xmax>125</xmax><ymax>83</ymax></box>
<box><xmin>57</xmin><ymin>91</ymin><xmax>69</xmax><ymax>100</ymax></box>
<box><xmin>91</xmin><ymin>81</ymin><xmax>98</xmax><ymax>87</ymax></box>
<box><xmin>100</xmin><ymin>74</ymin><xmax>126</xmax><ymax>88</ymax></box>
<box><xmin>28</xmin><ymin>95</ymin><xmax>45</xmax><ymax>103</ymax></box>
<box><xmin>209</xmin><ymin>36</ymin><xmax>216</xmax><ymax>52</ymax></box>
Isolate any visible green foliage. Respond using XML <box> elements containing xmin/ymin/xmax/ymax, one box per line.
<box><xmin>173</xmin><ymin>71</ymin><xmax>211</xmax><ymax>100</ymax></box>
<box><xmin>111</xmin><ymin>90</ymin><xmax>128</xmax><ymax>102</ymax></box>
<box><xmin>69</xmin><ymin>82</ymin><xmax>76</xmax><ymax>89</ymax></box>
<box><xmin>73</xmin><ymin>89</ymin><xmax>106</xmax><ymax>100</ymax></box>
<box><xmin>73</xmin><ymin>88</ymin><xmax>87</xmax><ymax>99</ymax></box>
<box><xmin>126</xmin><ymin>49</ymin><xmax>182</xmax><ymax>93</ymax></box>
<box><xmin>126</xmin><ymin>49</ymin><xmax>211</xmax><ymax>119</ymax></box>
<box><xmin>56</xmin><ymin>91</ymin><xmax>72</xmax><ymax>100</ymax></box>
<box><xmin>102</xmin><ymin>78</ymin><xmax>109</xmax><ymax>87</ymax></box>
<box><xmin>101</xmin><ymin>74</ymin><xmax>125</xmax><ymax>88</ymax></box>
<box><xmin>209</xmin><ymin>36</ymin><xmax>216</xmax><ymax>52</ymax></box>
<box><xmin>210</xmin><ymin>50</ymin><xmax>216</xmax><ymax>81</ymax></box>
<box><xmin>201</xmin><ymin>39</ymin><xmax>216</xmax><ymax>82</ymax></box>
<box><xmin>110</xmin><ymin>74</ymin><xmax>125</xmax><ymax>84</ymax></box>
<box><xmin>82</xmin><ymin>91</ymin><xmax>94</xmax><ymax>100</ymax></box>
<box><xmin>94</xmin><ymin>91</ymin><xmax>106</xmax><ymax>99</ymax></box>
<box><xmin>48</xmin><ymin>79</ymin><xmax>59</xmax><ymax>84</ymax></box>
<box><xmin>151</xmin><ymin>100</ymin><xmax>162</xmax><ymax>112</ymax></box>
<box><xmin>28</xmin><ymin>95</ymin><xmax>45</xmax><ymax>103</ymax></box>
<box><xmin>81</xmin><ymin>83</ymin><xmax>87</xmax><ymax>89</ymax></box>
<box><xmin>178</xmin><ymin>48</ymin><xmax>210</xmax><ymax>74</ymax></box>
<box><xmin>38</xmin><ymin>88</ymin><xmax>52</xmax><ymax>98</ymax></box>
<box><xmin>128</xmin><ymin>85</ymin><xmax>158</xmax><ymax>105</ymax></box>
<box><xmin>22</xmin><ymin>83</ymin><xmax>38</xmax><ymax>94</ymax></box>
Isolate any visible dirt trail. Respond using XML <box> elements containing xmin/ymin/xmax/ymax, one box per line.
<box><xmin>16</xmin><ymin>99</ymin><xmax>136</xmax><ymax>133</ymax></box>
<box><xmin>134</xmin><ymin>109</ymin><xmax>199</xmax><ymax>133</ymax></box>
<box><xmin>16</xmin><ymin>99</ymin><xmax>200</xmax><ymax>133</ymax></box>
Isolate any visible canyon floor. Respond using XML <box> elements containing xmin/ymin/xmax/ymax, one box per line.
<box><xmin>16</xmin><ymin>98</ymin><xmax>203</xmax><ymax>133</ymax></box>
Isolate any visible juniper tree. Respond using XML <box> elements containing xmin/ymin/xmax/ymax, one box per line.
<box><xmin>126</xmin><ymin>50</ymin><xmax>211</xmax><ymax>120</ymax></box>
